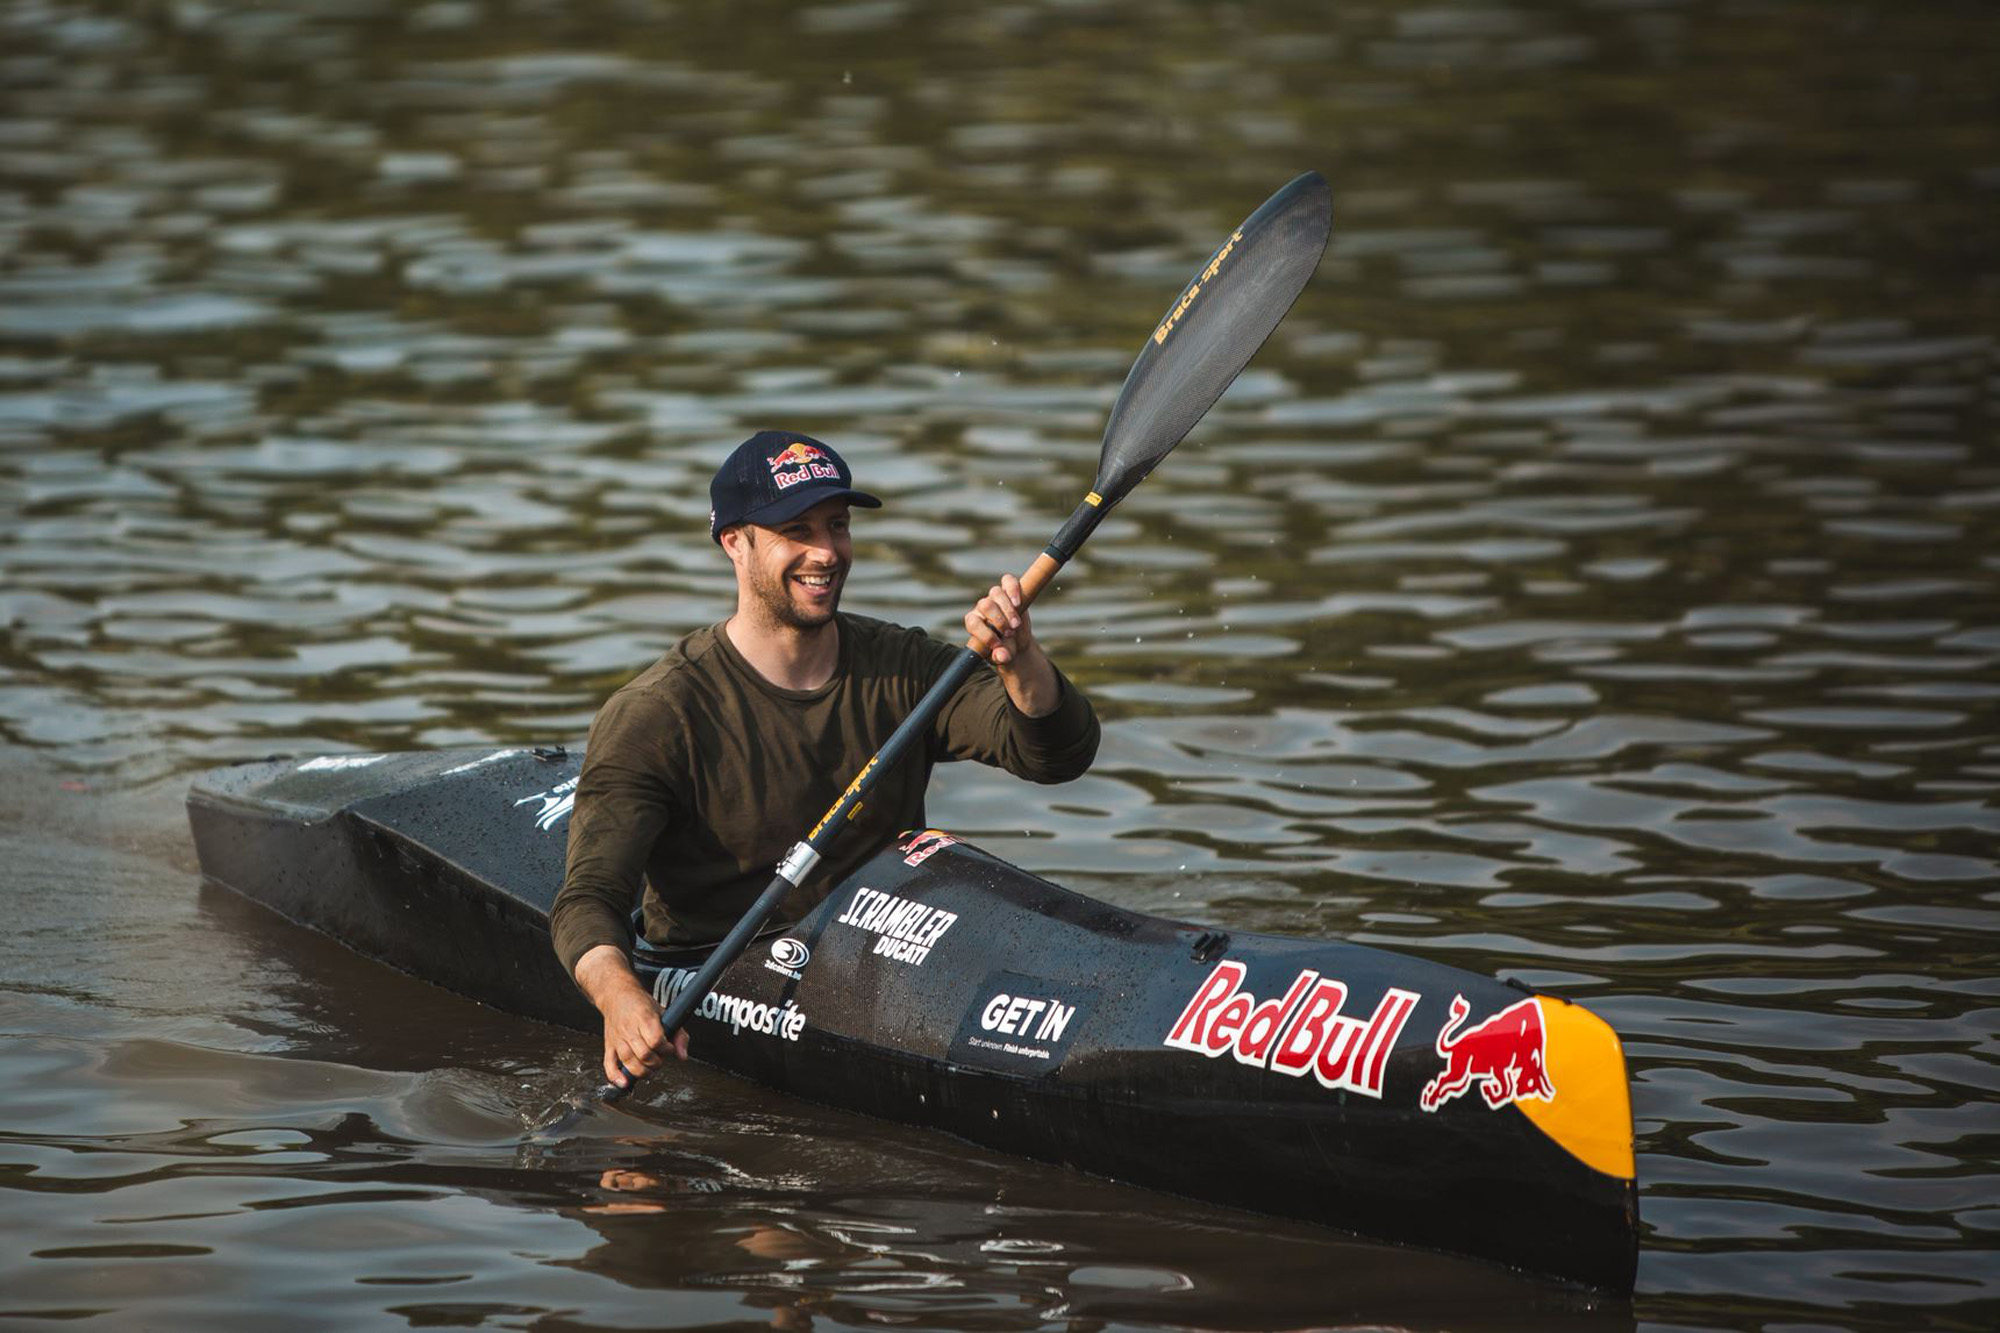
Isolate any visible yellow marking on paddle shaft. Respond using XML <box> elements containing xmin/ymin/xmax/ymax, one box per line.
<box><xmin>809</xmin><ymin>757</ymin><xmax>876</xmax><ymax>841</ymax></box>
<box><xmin>1152</xmin><ymin>229</ymin><xmax>1244</xmax><ymax>346</ymax></box>
<box><xmin>1085</xmin><ymin>492</ymin><xmax>1103</xmax><ymax>506</ymax></box>
<box><xmin>1518</xmin><ymin>995</ymin><xmax>1636</xmax><ymax>1181</ymax></box>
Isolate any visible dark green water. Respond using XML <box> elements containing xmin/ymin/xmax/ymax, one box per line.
<box><xmin>2</xmin><ymin>1</ymin><xmax>1995</xmax><ymax>1329</ymax></box>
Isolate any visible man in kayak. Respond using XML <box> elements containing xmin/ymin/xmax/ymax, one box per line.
<box><xmin>550</xmin><ymin>430</ymin><xmax>1101</xmax><ymax>1090</ymax></box>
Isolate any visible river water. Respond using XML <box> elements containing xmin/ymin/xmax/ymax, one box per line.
<box><xmin>2</xmin><ymin>1</ymin><xmax>1995</xmax><ymax>1329</ymax></box>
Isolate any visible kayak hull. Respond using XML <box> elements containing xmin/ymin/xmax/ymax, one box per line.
<box><xmin>187</xmin><ymin>746</ymin><xmax>1638</xmax><ymax>1293</ymax></box>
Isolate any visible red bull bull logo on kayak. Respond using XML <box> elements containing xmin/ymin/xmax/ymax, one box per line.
<box><xmin>1164</xmin><ymin>960</ymin><xmax>1418</xmax><ymax>1099</ymax></box>
<box><xmin>767</xmin><ymin>440</ymin><xmax>840</xmax><ymax>492</ymax></box>
<box><xmin>1419</xmin><ymin>994</ymin><xmax>1556</xmax><ymax>1112</ymax></box>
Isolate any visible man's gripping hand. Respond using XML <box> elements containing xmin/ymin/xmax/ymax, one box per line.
<box><xmin>574</xmin><ymin>943</ymin><xmax>689</xmax><ymax>1088</ymax></box>
<box><xmin>964</xmin><ymin>572</ymin><xmax>1059</xmax><ymax>717</ymax></box>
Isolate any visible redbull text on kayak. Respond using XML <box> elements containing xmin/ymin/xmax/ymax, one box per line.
<box><xmin>898</xmin><ymin>828</ymin><xmax>958</xmax><ymax>868</ymax></box>
<box><xmin>1163</xmin><ymin>959</ymin><xmax>1418</xmax><ymax>1099</ymax></box>
<box><xmin>653</xmin><ymin>967</ymin><xmax>807</xmax><ymax>1043</ymax></box>
<box><xmin>1419</xmin><ymin>994</ymin><xmax>1556</xmax><ymax>1112</ymax></box>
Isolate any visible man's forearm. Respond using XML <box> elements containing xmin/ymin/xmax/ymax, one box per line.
<box><xmin>549</xmin><ymin>873</ymin><xmax>639</xmax><ymax>981</ymax></box>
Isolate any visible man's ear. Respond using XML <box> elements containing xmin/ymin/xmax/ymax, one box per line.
<box><xmin>719</xmin><ymin>524</ymin><xmax>753</xmax><ymax>563</ymax></box>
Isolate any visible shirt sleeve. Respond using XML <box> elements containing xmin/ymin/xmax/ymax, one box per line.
<box><xmin>549</xmin><ymin>688</ymin><xmax>679</xmax><ymax>980</ymax></box>
<box><xmin>925</xmin><ymin>635</ymin><xmax>1101</xmax><ymax>783</ymax></box>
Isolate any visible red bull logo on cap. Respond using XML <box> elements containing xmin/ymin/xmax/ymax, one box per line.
<box><xmin>768</xmin><ymin>440</ymin><xmax>840</xmax><ymax>491</ymax></box>
<box><xmin>769</xmin><ymin>441</ymin><xmax>826</xmax><ymax>470</ymax></box>
<box><xmin>1163</xmin><ymin>960</ymin><xmax>1418</xmax><ymax>1099</ymax></box>
<box><xmin>1419</xmin><ymin>994</ymin><xmax>1556</xmax><ymax>1112</ymax></box>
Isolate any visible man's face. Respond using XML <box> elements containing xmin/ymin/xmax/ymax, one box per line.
<box><xmin>726</xmin><ymin>498</ymin><xmax>853</xmax><ymax>632</ymax></box>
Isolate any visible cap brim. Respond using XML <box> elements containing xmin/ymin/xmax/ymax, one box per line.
<box><xmin>741</xmin><ymin>485</ymin><xmax>882</xmax><ymax>529</ymax></box>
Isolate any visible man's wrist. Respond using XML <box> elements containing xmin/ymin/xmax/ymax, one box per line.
<box><xmin>1001</xmin><ymin>650</ymin><xmax>1061</xmax><ymax>718</ymax></box>
<box><xmin>575</xmin><ymin>943</ymin><xmax>646</xmax><ymax>1008</ymax></box>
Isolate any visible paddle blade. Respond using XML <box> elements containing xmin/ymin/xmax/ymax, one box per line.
<box><xmin>1094</xmin><ymin>171</ymin><xmax>1332</xmax><ymax>504</ymax></box>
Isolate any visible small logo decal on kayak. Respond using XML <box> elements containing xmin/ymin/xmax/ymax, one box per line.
<box><xmin>513</xmin><ymin>775</ymin><xmax>578</xmax><ymax>832</ymax></box>
<box><xmin>899</xmin><ymin>828</ymin><xmax>958</xmax><ymax>867</ymax></box>
<box><xmin>654</xmin><ymin>967</ymin><xmax>807</xmax><ymax>1043</ymax></box>
<box><xmin>439</xmin><ymin>748</ymin><xmax>523</xmax><ymax>776</ymax></box>
<box><xmin>981</xmin><ymin>991</ymin><xmax>1078</xmax><ymax>1044</ymax></box>
<box><xmin>765</xmin><ymin>937</ymin><xmax>811</xmax><ymax>981</ymax></box>
<box><xmin>836</xmin><ymin>886</ymin><xmax>958</xmax><ymax>966</ymax></box>
<box><xmin>297</xmin><ymin>754</ymin><xmax>386</xmax><ymax>772</ymax></box>
<box><xmin>1419</xmin><ymin>994</ymin><xmax>1555</xmax><ymax>1113</ymax></box>
<box><xmin>955</xmin><ymin>972</ymin><xmax>1097</xmax><ymax>1071</ymax></box>
<box><xmin>1164</xmin><ymin>960</ymin><xmax>1418</xmax><ymax>1100</ymax></box>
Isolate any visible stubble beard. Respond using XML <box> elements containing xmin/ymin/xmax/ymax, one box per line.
<box><xmin>751</xmin><ymin>555</ymin><xmax>844</xmax><ymax>633</ymax></box>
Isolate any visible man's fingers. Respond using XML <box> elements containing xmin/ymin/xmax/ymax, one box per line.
<box><xmin>987</xmin><ymin>583</ymin><xmax>1021</xmax><ymax>627</ymax></box>
<box><xmin>603</xmin><ymin>1003</ymin><xmax>673</xmax><ymax>1088</ymax></box>
<box><xmin>964</xmin><ymin>610</ymin><xmax>999</xmax><ymax>655</ymax></box>
<box><xmin>966</xmin><ymin>576</ymin><xmax>1036</xmax><ymax>667</ymax></box>
<box><xmin>965</xmin><ymin>613</ymin><xmax>1012</xmax><ymax>665</ymax></box>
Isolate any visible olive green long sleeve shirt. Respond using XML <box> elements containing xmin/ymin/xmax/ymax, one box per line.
<box><xmin>549</xmin><ymin>614</ymin><xmax>1099</xmax><ymax>978</ymax></box>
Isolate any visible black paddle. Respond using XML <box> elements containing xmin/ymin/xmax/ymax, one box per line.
<box><xmin>531</xmin><ymin>170</ymin><xmax>1332</xmax><ymax>1137</ymax></box>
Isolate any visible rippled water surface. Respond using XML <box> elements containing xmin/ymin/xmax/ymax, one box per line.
<box><xmin>3</xmin><ymin>1</ymin><xmax>1997</xmax><ymax>1329</ymax></box>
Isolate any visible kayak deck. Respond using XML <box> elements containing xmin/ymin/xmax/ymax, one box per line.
<box><xmin>186</xmin><ymin>746</ymin><xmax>1638</xmax><ymax>1293</ymax></box>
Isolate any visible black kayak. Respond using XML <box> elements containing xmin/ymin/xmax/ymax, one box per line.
<box><xmin>186</xmin><ymin>745</ymin><xmax>1639</xmax><ymax>1293</ymax></box>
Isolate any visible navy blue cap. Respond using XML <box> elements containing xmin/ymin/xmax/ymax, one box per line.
<box><xmin>708</xmin><ymin>430</ymin><xmax>881</xmax><ymax>543</ymax></box>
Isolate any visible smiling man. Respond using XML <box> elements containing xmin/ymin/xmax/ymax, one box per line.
<box><xmin>550</xmin><ymin>431</ymin><xmax>1100</xmax><ymax>1089</ymax></box>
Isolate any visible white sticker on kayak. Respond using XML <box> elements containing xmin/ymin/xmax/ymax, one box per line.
<box><xmin>981</xmin><ymin>991</ymin><xmax>1079</xmax><ymax>1044</ymax></box>
<box><xmin>653</xmin><ymin>967</ymin><xmax>807</xmax><ymax>1042</ymax></box>
<box><xmin>836</xmin><ymin>886</ymin><xmax>957</xmax><ymax>967</ymax></box>
<box><xmin>513</xmin><ymin>775</ymin><xmax>578</xmax><ymax>832</ymax></box>
<box><xmin>764</xmin><ymin>937</ymin><xmax>811</xmax><ymax>981</ymax></box>
<box><xmin>955</xmin><ymin>972</ymin><xmax>1096</xmax><ymax>1072</ymax></box>
<box><xmin>297</xmin><ymin>754</ymin><xmax>386</xmax><ymax>772</ymax></box>
<box><xmin>439</xmin><ymin>749</ymin><xmax>523</xmax><ymax>776</ymax></box>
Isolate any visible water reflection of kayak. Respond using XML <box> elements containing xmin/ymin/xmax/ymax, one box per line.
<box><xmin>186</xmin><ymin>745</ymin><xmax>1638</xmax><ymax>1294</ymax></box>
